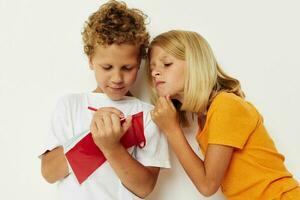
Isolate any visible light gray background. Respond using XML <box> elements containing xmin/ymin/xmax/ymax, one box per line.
<box><xmin>0</xmin><ymin>0</ymin><xmax>299</xmax><ymax>199</ymax></box>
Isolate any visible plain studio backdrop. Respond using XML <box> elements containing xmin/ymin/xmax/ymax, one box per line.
<box><xmin>0</xmin><ymin>0</ymin><xmax>299</xmax><ymax>199</ymax></box>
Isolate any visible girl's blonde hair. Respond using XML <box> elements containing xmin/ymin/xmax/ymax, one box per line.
<box><xmin>147</xmin><ymin>30</ymin><xmax>244</xmax><ymax>125</ymax></box>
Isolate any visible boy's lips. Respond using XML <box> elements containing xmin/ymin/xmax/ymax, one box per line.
<box><xmin>108</xmin><ymin>86</ymin><xmax>126</xmax><ymax>91</ymax></box>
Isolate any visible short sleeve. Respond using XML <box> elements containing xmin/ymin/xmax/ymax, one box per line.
<box><xmin>134</xmin><ymin>110</ymin><xmax>171</xmax><ymax>168</ymax></box>
<box><xmin>207</xmin><ymin>94</ymin><xmax>259</xmax><ymax>149</ymax></box>
<box><xmin>39</xmin><ymin>96</ymin><xmax>73</xmax><ymax>156</ymax></box>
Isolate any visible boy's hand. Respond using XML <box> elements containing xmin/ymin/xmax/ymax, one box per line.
<box><xmin>151</xmin><ymin>96</ymin><xmax>181</xmax><ymax>137</ymax></box>
<box><xmin>90</xmin><ymin>109</ymin><xmax>132</xmax><ymax>152</ymax></box>
<box><xmin>91</xmin><ymin>107</ymin><xmax>125</xmax><ymax>119</ymax></box>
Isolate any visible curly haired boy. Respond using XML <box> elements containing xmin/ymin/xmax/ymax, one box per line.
<box><xmin>40</xmin><ymin>1</ymin><xmax>170</xmax><ymax>200</ymax></box>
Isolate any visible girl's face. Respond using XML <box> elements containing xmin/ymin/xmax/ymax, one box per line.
<box><xmin>149</xmin><ymin>45</ymin><xmax>186</xmax><ymax>101</ymax></box>
<box><xmin>89</xmin><ymin>44</ymin><xmax>140</xmax><ymax>100</ymax></box>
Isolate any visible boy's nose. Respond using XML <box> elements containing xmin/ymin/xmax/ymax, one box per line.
<box><xmin>111</xmin><ymin>72</ymin><xmax>123</xmax><ymax>84</ymax></box>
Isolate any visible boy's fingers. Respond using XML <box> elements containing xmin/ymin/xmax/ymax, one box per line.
<box><xmin>96</xmin><ymin>107</ymin><xmax>124</xmax><ymax>118</ymax></box>
<box><xmin>102</xmin><ymin>114</ymin><xmax>112</xmax><ymax>132</ymax></box>
<box><xmin>94</xmin><ymin>117</ymin><xmax>104</xmax><ymax>135</ymax></box>
<box><xmin>90</xmin><ymin>118</ymin><xmax>98</xmax><ymax>134</ymax></box>
<box><xmin>111</xmin><ymin>114</ymin><xmax>122</xmax><ymax>133</ymax></box>
<box><xmin>122</xmin><ymin>116</ymin><xmax>132</xmax><ymax>133</ymax></box>
<box><xmin>102</xmin><ymin>107</ymin><xmax>124</xmax><ymax>118</ymax></box>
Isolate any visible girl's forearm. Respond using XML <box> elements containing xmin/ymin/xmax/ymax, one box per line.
<box><xmin>166</xmin><ymin>128</ymin><xmax>219</xmax><ymax>197</ymax></box>
<box><xmin>102</xmin><ymin>144</ymin><xmax>159</xmax><ymax>198</ymax></box>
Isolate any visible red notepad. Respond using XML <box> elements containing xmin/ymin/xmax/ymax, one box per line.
<box><xmin>65</xmin><ymin>111</ymin><xmax>145</xmax><ymax>184</ymax></box>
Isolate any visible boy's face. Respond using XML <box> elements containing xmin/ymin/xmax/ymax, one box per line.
<box><xmin>89</xmin><ymin>44</ymin><xmax>140</xmax><ymax>100</ymax></box>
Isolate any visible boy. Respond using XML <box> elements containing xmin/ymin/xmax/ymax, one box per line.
<box><xmin>40</xmin><ymin>1</ymin><xmax>170</xmax><ymax>199</ymax></box>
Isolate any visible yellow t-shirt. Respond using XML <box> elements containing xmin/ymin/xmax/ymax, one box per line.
<box><xmin>196</xmin><ymin>92</ymin><xmax>299</xmax><ymax>200</ymax></box>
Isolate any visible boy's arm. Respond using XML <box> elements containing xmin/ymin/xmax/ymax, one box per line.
<box><xmin>103</xmin><ymin>144</ymin><xmax>160</xmax><ymax>198</ymax></box>
<box><xmin>41</xmin><ymin>146</ymin><xmax>69</xmax><ymax>184</ymax></box>
<box><xmin>90</xmin><ymin>109</ymin><xmax>161</xmax><ymax>198</ymax></box>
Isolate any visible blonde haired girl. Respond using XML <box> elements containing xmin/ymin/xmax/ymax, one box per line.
<box><xmin>148</xmin><ymin>30</ymin><xmax>300</xmax><ymax>199</ymax></box>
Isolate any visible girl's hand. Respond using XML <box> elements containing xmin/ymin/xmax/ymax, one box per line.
<box><xmin>90</xmin><ymin>109</ymin><xmax>132</xmax><ymax>152</ymax></box>
<box><xmin>151</xmin><ymin>96</ymin><xmax>181</xmax><ymax>136</ymax></box>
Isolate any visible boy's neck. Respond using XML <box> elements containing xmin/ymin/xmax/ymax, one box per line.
<box><xmin>92</xmin><ymin>88</ymin><xmax>133</xmax><ymax>97</ymax></box>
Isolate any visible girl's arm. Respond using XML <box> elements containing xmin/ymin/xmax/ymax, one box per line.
<box><xmin>41</xmin><ymin>147</ymin><xmax>69</xmax><ymax>183</ymax></box>
<box><xmin>90</xmin><ymin>109</ymin><xmax>159</xmax><ymax>198</ymax></box>
<box><xmin>151</xmin><ymin>96</ymin><xmax>233</xmax><ymax>197</ymax></box>
<box><xmin>167</xmin><ymin>128</ymin><xmax>233</xmax><ymax>196</ymax></box>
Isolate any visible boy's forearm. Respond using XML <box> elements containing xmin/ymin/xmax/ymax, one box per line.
<box><xmin>41</xmin><ymin>146</ymin><xmax>69</xmax><ymax>184</ymax></box>
<box><xmin>103</xmin><ymin>144</ymin><xmax>159</xmax><ymax>198</ymax></box>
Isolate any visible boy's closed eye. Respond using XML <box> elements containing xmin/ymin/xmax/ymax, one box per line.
<box><xmin>100</xmin><ymin>64</ymin><xmax>113</xmax><ymax>70</ymax></box>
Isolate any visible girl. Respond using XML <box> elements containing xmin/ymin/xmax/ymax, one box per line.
<box><xmin>148</xmin><ymin>30</ymin><xmax>300</xmax><ymax>199</ymax></box>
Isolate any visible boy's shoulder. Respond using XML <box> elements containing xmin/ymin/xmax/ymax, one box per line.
<box><xmin>57</xmin><ymin>93</ymin><xmax>85</xmax><ymax>105</ymax></box>
<box><xmin>56</xmin><ymin>93</ymin><xmax>154</xmax><ymax>111</ymax></box>
<box><xmin>132</xmin><ymin>97</ymin><xmax>154</xmax><ymax>108</ymax></box>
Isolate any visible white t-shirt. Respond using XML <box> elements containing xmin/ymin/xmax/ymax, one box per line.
<box><xmin>40</xmin><ymin>92</ymin><xmax>170</xmax><ymax>200</ymax></box>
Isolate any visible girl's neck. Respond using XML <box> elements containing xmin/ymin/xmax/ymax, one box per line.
<box><xmin>172</xmin><ymin>92</ymin><xmax>184</xmax><ymax>103</ymax></box>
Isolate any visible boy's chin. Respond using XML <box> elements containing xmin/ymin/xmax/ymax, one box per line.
<box><xmin>108</xmin><ymin>95</ymin><xmax>125</xmax><ymax>101</ymax></box>
<box><xmin>106</xmin><ymin>92</ymin><xmax>128</xmax><ymax>101</ymax></box>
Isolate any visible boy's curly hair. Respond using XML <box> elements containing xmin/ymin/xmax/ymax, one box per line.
<box><xmin>82</xmin><ymin>0</ymin><xmax>149</xmax><ymax>58</ymax></box>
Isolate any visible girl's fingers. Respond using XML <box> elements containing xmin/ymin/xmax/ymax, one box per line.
<box><xmin>165</xmin><ymin>96</ymin><xmax>176</xmax><ymax>111</ymax></box>
<box><xmin>160</xmin><ymin>96</ymin><xmax>169</xmax><ymax>108</ymax></box>
<box><xmin>155</xmin><ymin>98</ymin><xmax>161</xmax><ymax>110</ymax></box>
<box><xmin>150</xmin><ymin>110</ymin><xmax>156</xmax><ymax>120</ymax></box>
<box><xmin>158</xmin><ymin>96</ymin><xmax>174</xmax><ymax>111</ymax></box>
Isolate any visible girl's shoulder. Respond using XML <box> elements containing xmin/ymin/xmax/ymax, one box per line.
<box><xmin>211</xmin><ymin>92</ymin><xmax>247</xmax><ymax>108</ymax></box>
<box><xmin>209</xmin><ymin>92</ymin><xmax>259</xmax><ymax>118</ymax></box>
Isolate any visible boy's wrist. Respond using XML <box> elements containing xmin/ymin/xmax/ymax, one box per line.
<box><xmin>102</xmin><ymin>143</ymin><xmax>124</xmax><ymax>158</ymax></box>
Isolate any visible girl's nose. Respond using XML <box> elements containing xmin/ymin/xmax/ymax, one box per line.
<box><xmin>151</xmin><ymin>70</ymin><xmax>160</xmax><ymax>77</ymax></box>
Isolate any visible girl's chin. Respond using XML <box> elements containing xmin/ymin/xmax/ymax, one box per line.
<box><xmin>157</xmin><ymin>91</ymin><xmax>168</xmax><ymax>97</ymax></box>
<box><xmin>157</xmin><ymin>91</ymin><xmax>174</xmax><ymax>98</ymax></box>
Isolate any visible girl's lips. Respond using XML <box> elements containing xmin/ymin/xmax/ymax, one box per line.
<box><xmin>155</xmin><ymin>81</ymin><xmax>165</xmax><ymax>87</ymax></box>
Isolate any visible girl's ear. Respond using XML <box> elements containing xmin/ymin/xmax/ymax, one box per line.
<box><xmin>137</xmin><ymin>58</ymin><xmax>142</xmax><ymax>70</ymax></box>
<box><xmin>88</xmin><ymin>57</ymin><xmax>94</xmax><ymax>70</ymax></box>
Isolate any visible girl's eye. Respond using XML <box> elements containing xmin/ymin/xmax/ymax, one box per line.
<box><xmin>164</xmin><ymin>63</ymin><xmax>172</xmax><ymax>67</ymax></box>
<box><xmin>122</xmin><ymin>65</ymin><xmax>134</xmax><ymax>71</ymax></box>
